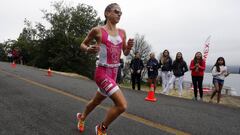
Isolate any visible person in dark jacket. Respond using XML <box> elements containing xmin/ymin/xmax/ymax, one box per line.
<box><xmin>130</xmin><ymin>52</ymin><xmax>144</xmax><ymax>90</ymax></box>
<box><xmin>161</xmin><ymin>52</ymin><xmax>188</xmax><ymax>96</ymax></box>
<box><xmin>159</xmin><ymin>49</ymin><xmax>173</xmax><ymax>90</ymax></box>
<box><xmin>147</xmin><ymin>53</ymin><xmax>160</xmax><ymax>91</ymax></box>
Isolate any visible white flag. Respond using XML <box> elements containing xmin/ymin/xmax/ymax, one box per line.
<box><xmin>203</xmin><ymin>36</ymin><xmax>211</xmax><ymax>62</ymax></box>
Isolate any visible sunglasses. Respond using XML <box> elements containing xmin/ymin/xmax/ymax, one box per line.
<box><xmin>112</xmin><ymin>9</ymin><xmax>122</xmax><ymax>15</ymax></box>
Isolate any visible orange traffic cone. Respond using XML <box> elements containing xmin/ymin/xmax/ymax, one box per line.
<box><xmin>11</xmin><ymin>61</ymin><xmax>16</xmax><ymax>68</ymax></box>
<box><xmin>145</xmin><ymin>84</ymin><xmax>157</xmax><ymax>102</ymax></box>
<box><xmin>47</xmin><ymin>67</ymin><xmax>52</xmax><ymax>77</ymax></box>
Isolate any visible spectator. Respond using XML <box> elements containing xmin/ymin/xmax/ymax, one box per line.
<box><xmin>147</xmin><ymin>52</ymin><xmax>160</xmax><ymax>91</ymax></box>
<box><xmin>161</xmin><ymin>52</ymin><xmax>188</xmax><ymax>96</ymax></box>
<box><xmin>189</xmin><ymin>52</ymin><xmax>206</xmax><ymax>101</ymax></box>
<box><xmin>12</xmin><ymin>48</ymin><xmax>20</xmax><ymax>63</ymax></box>
<box><xmin>209</xmin><ymin>57</ymin><xmax>230</xmax><ymax>103</ymax></box>
<box><xmin>130</xmin><ymin>52</ymin><xmax>144</xmax><ymax>90</ymax></box>
<box><xmin>7</xmin><ymin>51</ymin><xmax>13</xmax><ymax>62</ymax></box>
<box><xmin>159</xmin><ymin>49</ymin><xmax>173</xmax><ymax>90</ymax></box>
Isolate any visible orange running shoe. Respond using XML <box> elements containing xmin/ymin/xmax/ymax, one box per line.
<box><xmin>77</xmin><ymin>113</ymin><xmax>85</xmax><ymax>132</ymax></box>
<box><xmin>95</xmin><ymin>125</ymin><xmax>107</xmax><ymax>135</ymax></box>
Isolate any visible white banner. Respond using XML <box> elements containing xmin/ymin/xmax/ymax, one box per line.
<box><xmin>203</xmin><ymin>35</ymin><xmax>211</xmax><ymax>62</ymax></box>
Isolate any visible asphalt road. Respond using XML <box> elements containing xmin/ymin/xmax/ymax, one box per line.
<box><xmin>0</xmin><ymin>61</ymin><xmax>240</xmax><ymax>135</ymax></box>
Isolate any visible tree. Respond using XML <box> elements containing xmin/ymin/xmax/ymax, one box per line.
<box><xmin>14</xmin><ymin>19</ymin><xmax>38</xmax><ymax>64</ymax></box>
<box><xmin>36</xmin><ymin>2</ymin><xmax>101</xmax><ymax>78</ymax></box>
<box><xmin>0</xmin><ymin>43</ymin><xmax>7</xmax><ymax>61</ymax></box>
<box><xmin>7</xmin><ymin>1</ymin><xmax>102</xmax><ymax>78</ymax></box>
<box><xmin>125</xmin><ymin>34</ymin><xmax>151</xmax><ymax>63</ymax></box>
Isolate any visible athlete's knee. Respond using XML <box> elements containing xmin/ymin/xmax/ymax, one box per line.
<box><xmin>118</xmin><ymin>102</ymin><xmax>127</xmax><ymax>113</ymax></box>
<box><xmin>123</xmin><ymin>102</ymin><xmax>128</xmax><ymax>111</ymax></box>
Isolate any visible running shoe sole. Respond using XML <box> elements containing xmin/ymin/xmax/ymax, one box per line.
<box><xmin>77</xmin><ymin>113</ymin><xmax>84</xmax><ymax>132</ymax></box>
<box><xmin>95</xmin><ymin>125</ymin><xmax>98</xmax><ymax>135</ymax></box>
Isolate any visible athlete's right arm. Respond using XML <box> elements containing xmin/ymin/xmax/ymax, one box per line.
<box><xmin>80</xmin><ymin>27</ymin><xmax>101</xmax><ymax>53</ymax></box>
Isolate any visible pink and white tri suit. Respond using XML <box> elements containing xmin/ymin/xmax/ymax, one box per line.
<box><xmin>94</xmin><ymin>28</ymin><xmax>124</xmax><ymax>97</ymax></box>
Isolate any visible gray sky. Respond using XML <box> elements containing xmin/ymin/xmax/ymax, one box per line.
<box><xmin>1</xmin><ymin>0</ymin><xmax>240</xmax><ymax>65</ymax></box>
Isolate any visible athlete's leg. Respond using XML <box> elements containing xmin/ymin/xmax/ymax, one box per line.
<box><xmin>81</xmin><ymin>92</ymin><xmax>107</xmax><ymax>121</ymax></box>
<box><xmin>102</xmin><ymin>90</ymin><xmax>127</xmax><ymax>128</ymax></box>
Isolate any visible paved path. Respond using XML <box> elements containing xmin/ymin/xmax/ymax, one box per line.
<box><xmin>0</xmin><ymin>62</ymin><xmax>240</xmax><ymax>135</ymax></box>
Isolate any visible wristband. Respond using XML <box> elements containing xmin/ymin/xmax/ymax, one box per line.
<box><xmin>126</xmin><ymin>46</ymin><xmax>132</xmax><ymax>50</ymax></box>
<box><xmin>86</xmin><ymin>46</ymin><xmax>90</xmax><ymax>52</ymax></box>
<box><xmin>84</xmin><ymin>46</ymin><xmax>90</xmax><ymax>54</ymax></box>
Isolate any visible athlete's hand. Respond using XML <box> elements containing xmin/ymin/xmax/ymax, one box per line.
<box><xmin>87</xmin><ymin>45</ymin><xmax>100</xmax><ymax>54</ymax></box>
<box><xmin>127</xmin><ymin>38</ymin><xmax>134</xmax><ymax>50</ymax></box>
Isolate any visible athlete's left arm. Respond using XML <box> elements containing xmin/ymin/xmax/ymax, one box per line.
<box><xmin>121</xmin><ymin>29</ymin><xmax>134</xmax><ymax>56</ymax></box>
